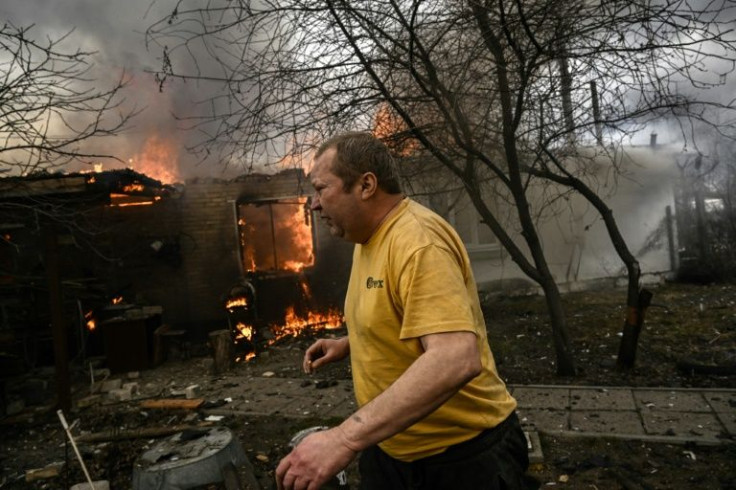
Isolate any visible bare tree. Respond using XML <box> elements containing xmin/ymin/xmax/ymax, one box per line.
<box><xmin>147</xmin><ymin>0</ymin><xmax>736</xmax><ymax>375</ymax></box>
<box><xmin>1</xmin><ymin>23</ymin><xmax>140</xmax><ymax>409</ymax></box>
<box><xmin>1</xmin><ymin>20</ymin><xmax>141</xmax><ymax>291</ymax></box>
<box><xmin>1</xmin><ymin>23</ymin><xmax>135</xmax><ymax>176</ymax></box>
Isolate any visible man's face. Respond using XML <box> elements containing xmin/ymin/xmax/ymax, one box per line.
<box><xmin>309</xmin><ymin>148</ymin><xmax>363</xmax><ymax>243</ymax></box>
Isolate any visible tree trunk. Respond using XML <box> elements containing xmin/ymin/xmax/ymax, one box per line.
<box><xmin>617</xmin><ymin>288</ymin><xmax>653</xmax><ymax>369</ymax></box>
<box><xmin>525</xmin><ymin>158</ymin><xmax>654</xmax><ymax>371</ymax></box>
<box><xmin>539</xmin><ymin>275</ymin><xmax>576</xmax><ymax>376</ymax></box>
<box><xmin>473</xmin><ymin>3</ymin><xmax>576</xmax><ymax>376</ymax></box>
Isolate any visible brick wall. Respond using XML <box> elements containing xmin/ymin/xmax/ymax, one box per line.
<box><xmin>100</xmin><ymin>169</ymin><xmax>352</xmax><ymax>340</ymax></box>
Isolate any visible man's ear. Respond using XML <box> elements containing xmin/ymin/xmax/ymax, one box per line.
<box><xmin>359</xmin><ymin>172</ymin><xmax>378</xmax><ymax>199</ymax></box>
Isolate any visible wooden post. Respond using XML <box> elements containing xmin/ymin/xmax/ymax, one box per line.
<box><xmin>209</xmin><ymin>329</ymin><xmax>233</xmax><ymax>374</ymax></box>
<box><xmin>44</xmin><ymin>226</ymin><xmax>71</xmax><ymax>412</ymax></box>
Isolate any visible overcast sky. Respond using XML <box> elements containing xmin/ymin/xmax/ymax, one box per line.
<box><xmin>3</xmin><ymin>1</ymin><xmax>735</xmax><ymax>181</ymax></box>
<box><xmin>2</xmin><ymin>0</ymin><xmax>230</xmax><ymax>182</ymax></box>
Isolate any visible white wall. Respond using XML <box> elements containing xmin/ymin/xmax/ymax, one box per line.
<box><xmin>470</xmin><ymin>145</ymin><xmax>681</xmax><ymax>292</ymax></box>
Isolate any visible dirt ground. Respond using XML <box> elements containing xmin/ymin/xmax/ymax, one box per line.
<box><xmin>1</xmin><ymin>280</ymin><xmax>735</xmax><ymax>489</ymax></box>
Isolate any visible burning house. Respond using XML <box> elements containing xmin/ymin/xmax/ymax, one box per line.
<box><xmin>0</xmin><ymin>167</ymin><xmax>352</xmax><ymax>409</ymax></box>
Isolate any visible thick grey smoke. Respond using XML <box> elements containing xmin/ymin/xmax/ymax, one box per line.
<box><xmin>4</xmin><ymin>0</ymin><xmax>734</xmax><ymax>176</ymax></box>
<box><xmin>1</xmin><ymin>0</ymin><xmax>234</xmax><ymax>181</ymax></box>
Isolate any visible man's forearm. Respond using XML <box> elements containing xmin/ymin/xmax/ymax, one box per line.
<box><xmin>336</xmin><ymin>331</ymin><xmax>481</xmax><ymax>451</ymax></box>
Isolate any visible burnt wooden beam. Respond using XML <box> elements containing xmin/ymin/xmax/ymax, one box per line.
<box><xmin>44</xmin><ymin>225</ymin><xmax>71</xmax><ymax>412</ymax></box>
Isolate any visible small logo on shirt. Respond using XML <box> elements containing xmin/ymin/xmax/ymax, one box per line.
<box><xmin>366</xmin><ymin>277</ymin><xmax>384</xmax><ymax>289</ymax></box>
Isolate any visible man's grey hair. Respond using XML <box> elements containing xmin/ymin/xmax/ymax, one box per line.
<box><xmin>315</xmin><ymin>132</ymin><xmax>402</xmax><ymax>194</ymax></box>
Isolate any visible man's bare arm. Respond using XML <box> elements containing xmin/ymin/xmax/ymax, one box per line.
<box><xmin>336</xmin><ymin>330</ymin><xmax>481</xmax><ymax>451</ymax></box>
<box><xmin>275</xmin><ymin>330</ymin><xmax>480</xmax><ymax>490</ymax></box>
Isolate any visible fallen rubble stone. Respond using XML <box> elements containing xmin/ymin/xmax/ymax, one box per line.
<box><xmin>25</xmin><ymin>461</ymin><xmax>65</xmax><ymax>482</ymax></box>
<box><xmin>77</xmin><ymin>394</ymin><xmax>103</xmax><ymax>409</ymax></box>
<box><xmin>185</xmin><ymin>384</ymin><xmax>201</xmax><ymax>399</ymax></box>
<box><xmin>99</xmin><ymin>379</ymin><xmax>122</xmax><ymax>393</ymax></box>
<box><xmin>123</xmin><ymin>382</ymin><xmax>140</xmax><ymax>395</ymax></box>
<box><xmin>108</xmin><ymin>388</ymin><xmax>132</xmax><ymax>402</ymax></box>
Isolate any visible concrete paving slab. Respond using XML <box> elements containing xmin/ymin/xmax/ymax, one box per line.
<box><xmin>238</xmin><ymin>387</ymin><xmax>302</xmax><ymax>405</ymax></box>
<box><xmin>511</xmin><ymin>386</ymin><xmax>569</xmax><ymax>410</ymax></box>
<box><xmin>322</xmin><ymin>399</ymin><xmax>358</xmax><ymax>419</ymax></box>
<box><xmin>194</xmin><ymin>378</ymin><xmax>734</xmax><ymax>446</ymax></box>
<box><xmin>634</xmin><ymin>390</ymin><xmax>713</xmax><ymax>412</ymax></box>
<box><xmin>216</xmin><ymin>378</ymin><xmax>355</xmax><ymax>418</ymax></box>
<box><xmin>570</xmin><ymin>410</ymin><xmax>645</xmax><ymax>435</ymax></box>
<box><xmin>517</xmin><ymin>408</ymin><xmax>569</xmax><ymax>431</ymax></box>
<box><xmin>276</xmin><ymin>385</ymin><xmax>355</xmax><ymax>418</ymax></box>
<box><xmin>714</xmin><ymin>411</ymin><xmax>736</xmax><ymax>438</ymax></box>
<box><xmin>525</xmin><ymin>431</ymin><xmax>544</xmax><ymax>464</ymax></box>
<box><xmin>306</xmin><ymin>386</ymin><xmax>355</xmax><ymax>407</ymax></box>
<box><xmin>277</xmin><ymin>396</ymin><xmax>336</xmax><ymax>417</ymax></box>
<box><xmin>641</xmin><ymin>411</ymin><xmax>726</xmax><ymax>440</ymax></box>
<box><xmin>226</xmin><ymin>395</ymin><xmax>301</xmax><ymax>416</ymax></box>
<box><xmin>205</xmin><ymin>377</ymin><xmax>310</xmax><ymax>415</ymax></box>
<box><xmin>702</xmin><ymin>391</ymin><xmax>736</xmax><ymax>413</ymax></box>
<box><xmin>569</xmin><ymin>388</ymin><xmax>637</xmax><ymax>411</ymax></box>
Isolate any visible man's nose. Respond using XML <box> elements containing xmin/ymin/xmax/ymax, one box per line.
<box><xmin>310</xmin><ymin>194</ymin><xmax>321</xmax><ymax>211</ymax></box>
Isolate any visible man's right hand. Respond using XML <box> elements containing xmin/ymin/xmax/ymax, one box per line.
<box><xmin>303</xmin><ymin>337</ymin><xmax>350</xmax><ymax>374</ymax></box>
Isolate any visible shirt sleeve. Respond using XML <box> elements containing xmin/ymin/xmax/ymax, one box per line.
<box><xmin>396</xmin><ymin>244</ymin><xmax>478</xmax><ymax>340</ymax></box>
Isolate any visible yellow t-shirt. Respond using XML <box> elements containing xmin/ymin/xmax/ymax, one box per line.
<box><xmin>345</xmin><ymin>198</ymin><xmax>517</xmax><ymax>462</ymax></box>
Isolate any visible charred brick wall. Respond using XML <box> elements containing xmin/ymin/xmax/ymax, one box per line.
<box><xmin>96</xmin><ymin>168</ymin><xmax>352</xmax><ymax>341</ymax></box>
<box><xmin>176</xmin><ymin>170</ymin><xmax>312</xmax><ymax>332</ymax></box>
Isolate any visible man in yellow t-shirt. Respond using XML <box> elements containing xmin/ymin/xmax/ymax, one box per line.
<box><xmin>276</xmin><ymin>132</ymin><xmax>528</xmax><ymax>490</ymax></box>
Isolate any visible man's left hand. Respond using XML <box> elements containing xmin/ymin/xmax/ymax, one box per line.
<box><xmin>275</xmin><ymin>427</ymin><xmax>358</xmax><ymax>490</ymax></box>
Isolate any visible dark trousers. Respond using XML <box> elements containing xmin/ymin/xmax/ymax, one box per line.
<box><xmin>358</xmin><ymin>412</ymin><xmax>529</xmax><ymax>490</ymax></box>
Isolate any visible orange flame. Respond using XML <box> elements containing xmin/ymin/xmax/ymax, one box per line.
<box><xmin>130</xmin><ymin>133</ymin><xmax>181</xmax><ymax>185</ymax></box>
<box><xmin>268</xmin><ymin>306</ymin><xmax>344</xmax><ymax>344</ymax></box>
<box><xmin>373</xmin><ymin>103</ymin><xmax>418</xmax><ymax>157</ymax></box>
<box><xmin>234</xmin><ymin>322</ymin><xmax>255</xmax><ymax>342</ymax></box>
<box><xmin>226</xmin><ymin>297</ymin><xmax>249</xmax><ymax>310</ymax></box>
<box><xmin>233</xmin><ymin>321</ymin><xmax>257</xmax><ymax>364</ymax></box>
<box><xmin>230</xmin><ymin>305</ymin><xmax>345</xmax><ymax>364</ymax></box>
<box><xmin>277</xmin><ymin>201</ymin><xmax>313</xmax><ymax>272</ymax></box>
<box><xmin>85</xmin><ymin>311</ymin><xmax>96</xmax><ymax>332</ymax></box>
<box><xmin>236</xmin><ymin>352</ymin><xmax>257</xmax><ymax>363</ymax></box>
<box><xmin>111</xmin><ymin>296</ymin><xmax>124</xmax><ymax>305</ymax></box>
<box><xmin>108</xmin><ymin>200</ymin><xmax>156</xmax><ymax>207</ymax></box>
<box><xmin>122</xmin><ymin>183</ymin><xmax>145</xmax><ymax>193</ymax></box>
<box><xmin>108</xmin><ymin>194</ymin><xmax>161</xmax><ymax>207</ymax></box>
<box><xmin>239</xmin><ymin>198</ymin><xmax>314</xmax><ymax>272</ymax></box>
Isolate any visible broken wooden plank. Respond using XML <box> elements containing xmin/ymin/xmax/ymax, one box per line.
<box><xmin>76</xmin><ymin>424</ymin><xmax>210</xmax><ymax>443</ymax></box>
<box><xmin>25</xmin><ymin>462</ymin><xmax>65</xmax><ymax>482</ymax></box>
<box><xmin>140</xmin><ymin>398</ymin><xmax>205</xmax><ymax>410</ymax></box>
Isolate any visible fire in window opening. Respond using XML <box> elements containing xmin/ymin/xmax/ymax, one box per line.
<box><xmin>237</xmin><ymin>197</ymin><xmax>315</xmax><ymax>273</ymax></box>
